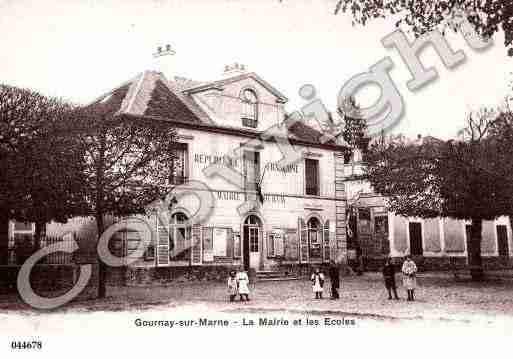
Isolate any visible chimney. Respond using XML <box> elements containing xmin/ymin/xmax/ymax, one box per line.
<box><xmin>221</xmin><ymin>62</ymin><xmax>247</xmax><ymax>79</ymax></box>
<box><xmin>152</xmin><ymin>44</ymin><xmax>176</xmax><ymax>80</ymax></box>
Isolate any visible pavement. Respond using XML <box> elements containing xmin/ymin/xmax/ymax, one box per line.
<box><xmin>2</xmin><ymin>271</ymin><xmax>513</xmax><ymax>325</ymax></box>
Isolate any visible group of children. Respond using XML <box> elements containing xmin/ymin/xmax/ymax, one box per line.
<box><xmin>227</xmin><ymin>267</ymin><xmax>250</xmax><ymax>302</ymax></box>
<box><xmin>226</xmin><ymin>256</ymin><xmax>419</xmax><ymax>302</ymax></box>
<box><xmin>310</xmin><ymin>256</ymin><xmax>418</xmax><ymax>301</ymax></box>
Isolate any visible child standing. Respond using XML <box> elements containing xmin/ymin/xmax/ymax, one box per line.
<box><xmin>236</xmin><ymin>267</ymin><xmax>250</xmax><ymax>301</ymax></box>
<box><xmin>382</xmin><ymin>257</ymin><xmax>399</xmax><ymax>300</ymax></box>
<box><xmin>311</xmin><ymin>267</ymin><xmax>325</xmax><ymax>299</ymax></box>
<box><xmin>227</xmin><ymin>270</ymin><xmax>238</xmax><ymax>302</ymax></box>
<box><xmin>402</xmin><ymin>256</ymin><xmax>418</xmax><ymax>301</ymax></box>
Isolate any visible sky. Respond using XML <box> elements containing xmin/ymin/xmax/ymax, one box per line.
<box><xmin>0</xmin><ymin>0</ymin><xmax>511</xmax><ymax>139</ymax></box>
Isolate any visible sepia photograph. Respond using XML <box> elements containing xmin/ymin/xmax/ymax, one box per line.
<box><xmin>1</xmin><ymin>0</ymin><xmax>513</xmax><ymax>356</ymax></box>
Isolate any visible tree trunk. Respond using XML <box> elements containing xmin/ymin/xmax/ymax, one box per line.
<box><xmin>468</xmin><ymin>218</ymin><xmax>484</xmax><ymax>281</ymax></box>
<box><xmin>34</xmin><ymin>221</ymin><xmax>46</xmax><ymax>253</ymax></box>
<box><xmin>96</xmin><ymin>212</ymin><xmax>107</xmax><ymax>299</ymax></box>
<box><xmin>96</xmin><ymin>130</ymin><xmax>107</xmax><ymax>299</ymax></box>
<box><xmin>0</xmin><ymin>210</ymin><xmax>9</xmax><ymax>265</ymax></box>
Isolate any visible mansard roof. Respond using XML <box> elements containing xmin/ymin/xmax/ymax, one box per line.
<box><xmin>88</xmin><ymin>71</ymin><xmax>211</xmax><ymax>123</ymax></box>
<box><xmin>86</xmin><ymin>71</ymin><xmax>344</xmax><ymax>150</ymax></box>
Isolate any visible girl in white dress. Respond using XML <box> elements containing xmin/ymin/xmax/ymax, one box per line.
<box><xmin>311</xmin><ymin>267</ymin><xmax>325</xmax><ymax>299</ymax></box>
<box><xmin>402</xmin><ymin>256</ymin><xmax>418</xmax><ymax>301</ymax></box>
<box><xmin>236</xmin><ymin>267</ymin><xmax>250</xmax><ymax>301</ymax></box>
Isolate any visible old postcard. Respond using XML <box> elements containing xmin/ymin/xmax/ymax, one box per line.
<box><xmin>1</xmin><ymin>0</ymin><xmax>512</xmax><ymax>357</ymax></box>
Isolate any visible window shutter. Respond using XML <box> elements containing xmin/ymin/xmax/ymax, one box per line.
<box><xmin>267</xmin><ymin>231</ymin><xmax>275</xmax><ymax>257</ymax></box>
<box><xmin>156</xmin><ymin>213</ymin><xmax>170</xmax><ymax>266</ymax></box>
<box><xmin>226</xmin><ymin>228</ymin><xmax>234</xmax><ymax>258</ymax></box>
<box><xmin>191</xmin><ymin>224</ymin><xmax>202</xmax><ymax>265</ymax></box>
<box><xmin>233</xmin><ymin>231</ymin><xmax>241</xmax><ymax>258</ymax></box>
<box><xmin>323</xmin><ymin>220</ymin><xmax>330</xmax><ymax>262</ymax></box>
<box><xmin>299</xmin><ymin>218</ymin><xmax>308</xmax><ymax>263</ymax></box>
<box><xmin>202</xmin><ymin>227</ymin><xmax>214</xmax><ymax>262</ymax></box>
<box><xmin>275</xmin><ymin>231</ymin><xmax>285</xmax><ymax>257</ymax></box>
<box><xmin>285</xmin><ymin>229</ymin><xmax>298</xmax><ymax>260</ymax></box>
<box><xmin>213</xmin><ymin>228</ymin><xmax>228</xmax><ymax>257</ymax></box>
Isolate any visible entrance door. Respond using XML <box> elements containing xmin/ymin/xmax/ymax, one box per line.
<box><xmin>243</xmin><ymin>215</ymin><xmax>262</xmax><ymax>271</ymax></box>
<box><xmin>307</xmin><ymin>217</ymin><xmax>322</xmax><ymax>260</ymax></box>
<box><xmin>408</xmin><ymin>222</ymin><xmax>423</xmax><ymax>256</ymax></box>
<box><xmin>497</xmin><ymin>225</ymin><xmax>509</xmax><ymax>257</ymax></box>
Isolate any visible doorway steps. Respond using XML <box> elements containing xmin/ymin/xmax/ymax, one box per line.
<box><xmin>256</xmin><ymin>270</ymin><xmax>299</xmax><ymax>282</ymax></box>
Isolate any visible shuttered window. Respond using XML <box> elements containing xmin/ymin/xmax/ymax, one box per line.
<box><xmin>267</xmin><ymin>230</ymin><xmax>285</xmax><ymax>258</ymax></box>
<box><xmin>305</xmin><ymin>159</ymin><xmax>319</xmax><ymax>196</ymax></box>
<box><xmin>203</xmin><ymin>227</ymin><xmax>234</xmax><ymax>259</ymax></box>
<box><xmin>170</xmin><ymin>143</ymin><xmax>188</xmax><ymax>185</ymax></box>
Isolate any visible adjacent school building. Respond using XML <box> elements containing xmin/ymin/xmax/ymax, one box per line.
<box><xmin>342</xmin><ymin>156</ymin><xmax>513</xmax><ymax>271</ymax></box>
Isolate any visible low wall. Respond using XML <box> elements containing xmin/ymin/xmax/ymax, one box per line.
<box><xmin>360</xmin><ymin>256</ymin><xmax>513</xmax><ymax>272</ymax></box>
<box><xmin>119</xmin><ymin>265</ymin><xmax>253</xmax><ymax>287</ymax></box>
<box><xmin>4</xmin><ymin>257</ymin><xmax>513</xmax><ymax>293</ymax></box>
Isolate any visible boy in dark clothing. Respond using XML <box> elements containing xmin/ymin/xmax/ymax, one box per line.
<box><xmin>328</xmin><ymin>260</ymin><xmax>340</xmax><ymax>299</ymax></box>
<box><xmin>382</xmin><ymin>257</ymin><xmax>399</xmax><ymax>300</ymax></box>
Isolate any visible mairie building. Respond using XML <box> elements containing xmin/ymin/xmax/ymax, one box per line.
<box><xmin>6</xmin><ymin>52</ymin><xmax>513</xmax><ymax>283</ymax></box>
<box><xmin>82</xmin><ymin>60</ymin><xmax>348</xmax><ymax>282</ymax></box>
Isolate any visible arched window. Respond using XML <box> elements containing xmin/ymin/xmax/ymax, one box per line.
<box><xmin>307</xmin><ymin>217</ymin><xmax>322</xmax><ymax>260</ymax></box>
<box><xmin>241</xmin><ymin>89</ymin><xmax>258</xmax><ymax>128</ymax></box>
<box><xmin>169</xmin><ymin>212</ymin><xmax>191</xmax><ymax>261</ymax></box>
<box><xmin>244</xmin><ymin>215</ymin><xmax>262</xmax><ymax>226</ymax></box>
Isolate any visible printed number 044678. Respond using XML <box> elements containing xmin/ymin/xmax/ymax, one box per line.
<box><xmin>11</xmin><ymin>341</ymin><xmax>42</xmax><ymax>350</ymax></box>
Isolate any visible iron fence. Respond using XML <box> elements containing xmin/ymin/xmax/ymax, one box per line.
<box><xmin>7</xmin><ymin>233</ymin><xmax>98</xmax><ymax>265</ymax></box>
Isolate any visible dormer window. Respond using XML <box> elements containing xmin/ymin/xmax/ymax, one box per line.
<box><xmin>241</xmin><ymin>88</ymin><xmax>258</xmax><ymax>128</ymax></box>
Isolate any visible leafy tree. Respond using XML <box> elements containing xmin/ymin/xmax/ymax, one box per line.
<box><xmin>0</xmin><ymin>85</ymin><xmax>86</xmax><ymax>264</ymax></box>
<box><xmin>72</xmin><ymin>102</ymin><xmax>178</xmax><ymax>298</ymax></box>
<box><xmin>338</xmin><ymin>96</ymin><xmax>368</xmax><ymax>162</ymax></box>
<box><xmin>20</xmin><ymin>117</ymin><xmax>88</xmax><ymax>251</ymax></box>
<box><xmin>365</xmin><ymin>110</ymin><xmax>512</xmax><ymax>280</ymax></box>
<box><xmin>488</xmin><ymin>103</ymin><xmax>513</xmax><ymax>233</ymax></box>
<box><xmin>334</xmin><ymin>0</ymin><xmax>513</xmax><ymax>55</ymax></box>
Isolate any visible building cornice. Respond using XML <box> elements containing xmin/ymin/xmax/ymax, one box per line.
<box><xmin>119</xmin><ymin>113</ymin><xmax>349</xmax><ymax>152</ymax></box>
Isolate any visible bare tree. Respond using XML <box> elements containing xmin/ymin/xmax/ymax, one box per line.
<box><xmin>72</xmin><ymin>104</ymin><xmax>178</xmax><ymax>298</ymax></box>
